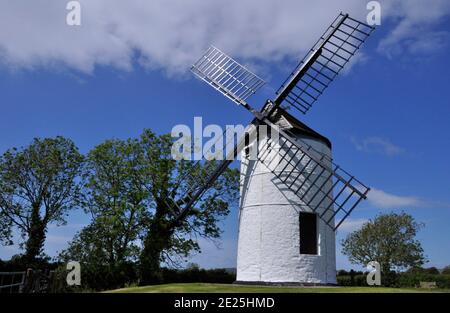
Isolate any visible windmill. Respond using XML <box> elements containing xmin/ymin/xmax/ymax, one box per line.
<box><xmin>172</xmin><ymin>13</ymin><xmax>374</xmax><ymax>285</ymax></box>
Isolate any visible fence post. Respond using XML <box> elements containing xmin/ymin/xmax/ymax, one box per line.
<box><xmin>22</xmin><ymin>268</ymin><xmax>34</xmax><ymax>293</ymax></box>
<box><xmin>18</xmin><ymin>271</ymin><xmax>27</xmax><ymax>293</ymax></box>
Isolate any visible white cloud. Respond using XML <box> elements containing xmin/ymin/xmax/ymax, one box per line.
<box><xmin>338</xmin><ymin>218</ymin><xmax>368</xmax><ymax>233</ymax></box>
<box><xmin>0</xmin><ymin>0</ymin><xmax>448</xmax><ymax>75</ymax></box>
<box><xmin>377</xmin><ymin>0</ymin><xmax>450</xmax><ymax>58</ymax></box>
<box><xmin>351</xmin><ymin>136</ymin><xmax>404</xmax><ymax>156</ymax></box>
<box><xmin>368</xmin><ymin>188</ymin><xmax>425</xmax><ymax>209</ymax></box>
<box><xmin>341</xmin><ymin>52</ymin><xmax>369</xmax><ymax>76</ymax></box>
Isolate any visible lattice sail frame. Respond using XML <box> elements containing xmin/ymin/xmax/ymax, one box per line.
<box><xmin>191</xmin><ymin>46</ymin><xmax>266</xmax><ymax>106</ymax></box>
<box><xmin>274</xmin><ymin>13</ymin><xmax>375</xmax><ymax>115</ymax></box>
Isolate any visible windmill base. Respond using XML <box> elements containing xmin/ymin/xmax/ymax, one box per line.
<box><xmin>233</xmin><ymin>281</ymin><xmax>338</xmax><ymax>287</ymax></box>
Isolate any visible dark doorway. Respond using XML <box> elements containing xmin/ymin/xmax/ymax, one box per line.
<box><xmin>300</xmin><ymin>212</ymin><xmax>318</xmax><ymax>255</ymax></box>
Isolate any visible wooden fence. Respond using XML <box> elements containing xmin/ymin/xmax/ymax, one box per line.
<box><xmin>0</xmin><ymin>269</ymin><xmax>56</xmax><ymax>293</ymax></box>
<box><xmin>0</xmin><ymin>271</ymin><xmax>26</xmax><ymax>293</ymax></box>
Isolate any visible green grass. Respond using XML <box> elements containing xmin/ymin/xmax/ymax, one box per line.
<box><xmin>106</xmin><ymin>283</ymin><xmax>449</xmax><ymax>293</ymax></box>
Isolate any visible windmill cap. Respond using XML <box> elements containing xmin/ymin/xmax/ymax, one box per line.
<box><xmin>262</xmin><ymin>102</ymin><xmax>332</xmax><ymax>149</ymax></box>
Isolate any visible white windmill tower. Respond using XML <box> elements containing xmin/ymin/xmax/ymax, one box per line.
<box><xmin>237</xmin><ymin>105</ymin><xmax>338</xmax><ymax>284</ymax></box>
<box><xmin>167</xmin><ymin>13</ymin><xmax>374</xmax><ymax>285</ymax></box>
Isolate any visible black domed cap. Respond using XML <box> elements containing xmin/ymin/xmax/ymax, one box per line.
<box><xmin>262</xmin><ymin>103</ymin><xmax>332</xmax><ymax>149</ymax></box>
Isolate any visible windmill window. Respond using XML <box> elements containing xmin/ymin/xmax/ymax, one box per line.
<box><xmin>245</xmin><ymin>143</ymin><xmax>254</xmax><ymax>159</ymax></box>
<box><xmin>244</xmin><ymin>133</ymin><xmax>251</xmax><ymax>158</ymax></box>
<box><xmin>299</xmin><ymin>212</ymin><xmax>318</xmax><ymax>255</ymax></box>
<box><xmin>245</xmin><ymin>146</ymin><xmax>250</xmax><ymax>158</ymax></box>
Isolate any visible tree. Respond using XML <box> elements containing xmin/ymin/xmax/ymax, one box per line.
<box><xmin>442</xmin><ymin>266</ymin><xmax>450</xmax><ymax>275</ymax></box>
<box><xmin>82</xmin><ymin>138</ymin><xmax>146</xmax><ymax>264</ymax></box>
<box><xmin>137</xmin><ymin>129</ymin><xmax>239</xmax><ymax>284</ymax></box>
<box><xmin>61</xmin><ymin>138</ymin><xmax>146</xmax><ymax>269</ymax></box>
<box><xmin>61</xmin><ymin>130</ymin><xmax>239</xmax><ymax>286</ymax></box>
<box><xmin>406</xmin><ymin>266</ymin><xmax>441</xmax><ymax>276</ymax></box>
<box><xmin>422</xmin><ymin>267</ymin><xmax>440</xmax><ymax>275</ymax></box>
<box><xmin>0</xmin><ymin>137</ymin><xmax>83</xmax><ymax>263</ymax></box>
<box><xmin>342</xmin><ymin>212</ymin><xmax>426</xmax><ymax>277</ymax></box>
<box><xmin>59</xmin><ymin>220</ymin><xmax>140</xmax><ymax>290</ymax></box>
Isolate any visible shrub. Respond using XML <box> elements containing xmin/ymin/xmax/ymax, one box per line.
<box><xmin>160</xmin><ymin>267</ymin><xmax>235</xmax><ymax>284</ymax></box>
<box><xmin>337</xmin><ymin>268</ymin><xmax>450</xmax><ymax>288</ymax></box>
<box><xmin>442</xmin><ymin>266</ymin><xmax>450</xmax><ymax>275</ymax></box>
<box><xmin>337</xmin><ymin>270</ymin><xmax>367</xmax><ymax>287</ymax></box>
<box><xmin>398</xmin><ymin>272</ymin><xmax>450</xmax><ymax>289</ymax></box>
<box><xmin>407</xmin><ymin>266</ymin><xmax>440</xmax><ymax>275</ymax></box>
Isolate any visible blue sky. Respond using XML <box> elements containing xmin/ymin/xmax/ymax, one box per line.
<box><xmin>0</xmin><ymin>0</ymin><xmax>450</xmax><ymax>270</ymax></box>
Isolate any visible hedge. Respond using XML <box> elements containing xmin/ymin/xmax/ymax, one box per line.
<box><xmin>337</xmin><ymin>271</ymin><xmax>450</xmax><ymax>288</ymax></box>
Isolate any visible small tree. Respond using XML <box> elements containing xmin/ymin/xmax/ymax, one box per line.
<box><xmin>59</xmin><ymin>221</ymin><xmax>140</xmax><ymax>290</ymax></box>
<box><xmin>342</xmin><ymin>212</ymin><xmax>426</xmax><ymax>281</ymax></box>
<box><xmin>442</xmin><ymin>266</ymin><xmax>450</xmax><ymax>275</ymax></box>
<box><xmin>0</xmin><ymin>137</ymin><xmax>83</xmax><ymax>263</ymax></box>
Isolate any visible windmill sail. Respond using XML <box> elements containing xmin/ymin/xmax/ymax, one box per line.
<box><xmin>191</xmin><ymin>46</ymin><xmax>266</xmax><ymax>107</ymax></box>
<box><xmin>273</xmin><ymin>13</ymin><xmax>375</xmax><ymax>115</ymax></box>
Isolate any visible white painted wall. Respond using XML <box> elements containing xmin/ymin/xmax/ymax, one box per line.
<box><xmin>236</xmin><ymin>133</ymin><xmax>336</xmax><ymax>284</ymax></box>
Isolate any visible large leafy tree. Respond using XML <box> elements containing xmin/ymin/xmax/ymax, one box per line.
<box><xmin>61</xmin><ymin>130</ymin><xmax>239</xmax><ymax>285</ymax></box>
<box><xmin>62</xmin><ymin>138</ymin><xmax>147</xmax><ymax>267</ymax></box>
<box><xmin>0</xmin><ymin>137</ymin><xmax>83</xmax><ymax>262</ymax></box>
<box><xmin>341</xmin><ymin>212</ymin><xmax>426</xmax><ymax>275</ymax></box>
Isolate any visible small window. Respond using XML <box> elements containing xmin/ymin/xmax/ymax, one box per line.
<box><xmin>299</xmin><ymin>212</ymin><xmax>318</xmax><ymax>255</ymax></box>
<box><xmin>244</xmin><ymin>146</ymin><xmax>251</xmax><ymax>158</ymax></box>
<box><xmin>244</xmin><ymin>133</ymin><xmax>252</xmax><ymax>158</ymax></box>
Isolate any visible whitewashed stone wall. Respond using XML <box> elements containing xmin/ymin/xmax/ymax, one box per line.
<box><xmin>236</xmin><ymin>134</ymin><xmax>337</xmax><ymax>284</ymax></box>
